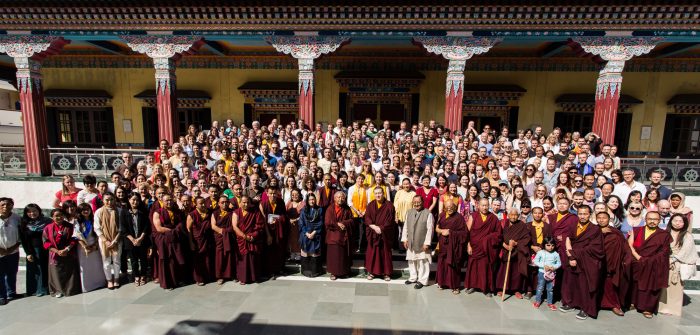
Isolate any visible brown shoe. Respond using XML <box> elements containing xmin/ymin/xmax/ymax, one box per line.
<box><xmin>612</xmin><ymin>308</ymin><xmax>624</xmax><ymax>316</ymax></box>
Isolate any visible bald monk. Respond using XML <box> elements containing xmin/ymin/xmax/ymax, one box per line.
<box><xmin>526</xmin><ymin>207</ymin><xmax>552</xmax><ymax>299</ymax></box>
<box><xmin>186</xmin><ymin>197</ymin><xmax>213</xmax><ymax>286</ymax></box>
<box><xmin>232</xmin><ymin>196</ymin><xmax>265</xmax><ymax>285</ymax></box>
<box><xmin>364</xmin><ymin>188</ymin><xmax>396</xmax><ymax>281</ymax></box>
<box><xmin>211</xmin><ymin>195</ymin><xmax>235</xmax><ymax>285</ymax></box>
<box><xmin>151</xmin><ymin>193</ymin><xmax>187</xmax><ymax>290</ymax></box>
<box><xmin>465</xmin><ymin>199</ymin><xmax>502</xmax><ymax>297</ymax></box>
<box><xmin>547</xmin><ymin>197</ymin><xmax>579</xmax><ymax>301</ymax></box>
<box><xmin>496</xmin><ymin>208</ymin><xmax>532</xmax><ymax>300</ymax></box>
<box><xmin>559</xmin><ymin>205</ymin><xmax>604</xmax><ymax>320</ymax></box>
<box><xmin>435</xmin><ymin>200</ymin><xmax>466</xmax><ymax>294</ymax></box>
<box><xmin>315</xmin><ymin>173</ymin><xmax>337</xmax><ymax>210</ymax></box>
<box><xmin>260</xmin><ymin>186</ymin><xmax>289</xmax><ymax>279</ymax></box>
<box><xmin>628</xmin><ymin>211</ymin><xmax>672</xmax><ymax>319</ymax></box>
<box><xmin>597</xmin><ymin>211</ymin><xmax>631</xmax><ymax>317</ymax></box>
<box><xmin>325</xmin><ymin>192</ymin><xmax>355</xmax><ymax>280</ymax></box>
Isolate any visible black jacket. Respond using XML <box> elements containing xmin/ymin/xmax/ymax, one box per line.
<box><xmin>118</xmin><ymin>207</ymin><xmax>151</xmax><ymax>249</ymax></box>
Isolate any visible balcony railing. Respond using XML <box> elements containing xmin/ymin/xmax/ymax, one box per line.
<box><xmin>1</xmin><ymin>146</ymin><xmax>699</xmax><ymax>189</ymax></box>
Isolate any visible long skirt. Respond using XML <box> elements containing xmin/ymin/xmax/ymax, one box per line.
<box><xmin>192</xmin><ymin>250</ymin><xmax>213</xmax><ymax>284</ymax></box>
<box><xmin>326</xmin><ymin>244</ymin><xmax>352</xmax><ymax>277</ymax></box>
<box><xmin>25</xmin><ymin>246</ymin><xmax>49</xmax><ymax>296</ymax></box>
<box><xmin>658</xmin><ymin>272</ymin><xmax>684</xmax><ymax>316</ymax></box>
<box><xmin>48</xmin><ymin>257</ymin><xmax>82</xmax><ymax>296</ymax></box>
<box><xmin>77</xmin><ymin>246</ymin><xmax>106</xmax><ymax>292</ymax></box>
<box><xmin>436</xmin><ymin>254</ymin><xmax>461</xmax><ymax>290</ymax></box>
<box><xmin>236</xmin><ymin>253</ymin><xmax>261</xmax><ymax>284</ymax></box>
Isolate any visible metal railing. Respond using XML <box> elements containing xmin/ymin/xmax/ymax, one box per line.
<box><xmin>1</xmin><ymin>147</ymin><xmax>699</xmax><ymax>188</ymax></box>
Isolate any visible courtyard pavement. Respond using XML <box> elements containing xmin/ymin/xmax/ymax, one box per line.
<box><xmin>0</xmin><ymin>273</ymin><xmax>699</xmax><ymax>335</ymax></box>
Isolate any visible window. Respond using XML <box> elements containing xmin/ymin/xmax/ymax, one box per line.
<box><xmin>50</xmin><ymin>108</ymin><xmax>115</xmax><ymax>147</ymax></box>
<box><xmin>553</xmin><ymin>111</ymin><xmax>632</xmax><ymax>156</ymax></box>
<box><xmin>662</xmin><ymin>115</ymin><xmax>700</xmax><ymax>158</ymax></box>
<box><xmin>178</xmin><ymin>108</ymin><xmax>211</xmax><ymax>135</ymax></box>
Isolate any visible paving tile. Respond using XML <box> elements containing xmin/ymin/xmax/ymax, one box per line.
<box><xmin>311</xmin><ymin>302</ymin><xmax>354</xmax><ymax>322</ymax></box>
<box><xmin>354</xmin><ymin>283</ymin><xmax>388</xmax><ymax>296</ymax></box>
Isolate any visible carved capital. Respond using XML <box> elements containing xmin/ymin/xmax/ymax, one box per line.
<box><xmin>266</xmin><ymin>36</ymin><xmax>349</xmax><ymax>59</ymax></box>
<box><xmin>122</xmin><ymin>35</ymin><xmax>204</xmax><ymax>59</ymax></box>
<box><xmin>414</xmin><ymin>37</ymin><xmax>501</xmax><ymax>61</ymax></box>
<box><xmin>572</xmin><ymin>37</ymin><xmax>662</xmax><ymax>62</ymax></box>
<box><xmin>0</xmin><ymin>36</ymin><xmax>69</xmax><ymax>93</ymax></box>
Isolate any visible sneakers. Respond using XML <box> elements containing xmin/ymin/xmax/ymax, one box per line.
<box><xmin>0</xmin><ymin>298</ymin><xmax>7</xmax><ymax>306</ymax></box>
<box><xmin>548</xmin><ymin>304</ymin><xmax>557</xmax><ymax>311</ymax></box>
<box><xmin>54</xmin><ymin>293</ymin><xmax>64</xmax><ymax>298</ymax></box>
<box><xmin>533</xmin><ymin>302</ymin><xmax>541</xmax><ymax>308</ymax></box>
<box><xmin>576</xmin><ymin>310</ymin><xmax>588</xmax><ymax>320</ymax></box>
<box><xmin>414</xmin><ymin>283</ymin><xmax>424</xmax><ymax>289</ymax></box>
<box><xmin>465</xmin><ymin>288</ymin><xmax>475</xmax><ymax>294</ymax></box>
<box><xmin>559</xmin><ymin>305</ymin><xmax>574</xmax><ymax>313</ymax></box>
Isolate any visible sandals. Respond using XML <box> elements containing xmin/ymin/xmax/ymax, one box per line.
<box><xmin>196</xmin><ymin>282</ymin><xmax>205</xmax><ymax>286</ymax></box>
<box><xmin>366</xmin><ymin>274</ymin><xmax>374</xmax><ymax>280</ymax></box>
<box><xmin>140</xmin><ymin>278</ymin><xmax>147</xmax><ymax>286</ymax></box>
<box><xmin>383</xmin><ymin>276</ymin><xmax>391</xmax><ymax>282</ymax></box>
<box><xmin>330</xmin><ymin>275</ymin><xmax>337</xmax><ymax>281</ymax></box>
<box><xmin>217</xmin><ymin>279</ymin><xmax>224</xmax><ymax>285</ymax></box>
<box><xmin>643</xmin><ymin>312</ymin><xmax>653</xmax><ymax>319</ymax></box>
<box><xmin>107</xmin><ymin>281</ymin><xmax>114</xmax><ymax>290</ymax></box>
<box><xmin>452</xmin><ymin>289</ymin><xmax>460</xmax><ymax>295</ymax></box>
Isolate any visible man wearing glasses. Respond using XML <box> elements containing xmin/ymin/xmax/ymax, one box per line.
<box><xmin>613</xmin><ymin>168</ymin><xmax>647</xmax><ymax>203</ymax></box>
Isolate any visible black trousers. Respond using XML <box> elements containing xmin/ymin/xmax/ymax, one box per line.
<box><xmin>126</xmin><ymin>246</ymin><xmax>149</xmax><ymax>278</ymax></box>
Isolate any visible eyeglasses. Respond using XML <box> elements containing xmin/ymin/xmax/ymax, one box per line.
<box><xmin>574</xmin><ymin>180</ymin><xmax>583</xmax><ymax>183</ymax></box>
<box><xmin>630</xmin><ymin>207</ymin><xmax>642</xmax><ymax>210</ymax></box>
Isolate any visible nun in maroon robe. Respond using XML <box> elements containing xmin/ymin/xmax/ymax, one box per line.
<box><xmin>152</xmin><ymin>195</ymin><xmax>187</xmax><ymax>290</ymax></box>
<box><xmin>233</xmin><ymin>197</ymin><xmax>265</xmax><ymax>284</ymax></box>
<box><xmin>260</xmin><ymin>187</ymin><xmax>289</xmax><ymax>279</ymax></box>
<box><xmin>465</xmin><ymin>199</ymin><xmax>502</xmax><ymax>295</ymax></box>
<box><xmin>364</xmin><ymin>188</ymin><xmax>396</xmax><ymax>280</ymax></box>
<box><xmin>496</xmin><ymin>209</ymin><xmax>532</xmax><ymax>298</ymax></box>
<box><xmin>186</xmin><ymin>198</ymin><xmax>214</xmax><ymax>285</ymax></box>
<box><xmin>547</xmin><ymin>198</ymin><xmax>579</xmax><ymax>301</ymax></box>
<box><xmin>561</xmin><ymin>206</ymin><xmax>604</xmax><ymax>319</ymax></box>
<box><xmin>325</xmin><ymin>192</ymin><xmax>355</xmax><ymax>279</ymax></box>
<box><xmin>526</xmin><ymin>208</ymin><xmax>552</xmax><ymax>296</ymax></box>
<box><xmin>212</xmin><ymin>196</ymin><xmax>235</xmax><ymax>283</ymax></box>
<box><xmin>597</xmin><ymin>211</ymin><xmax>631</xmax><ymax>316</ymax></box>
<box><xmin>629</xmin><ymin>212</ymin><xmax>672</xmax><ymax>318</ymax></box>
<box><xmin>436</xmin><ymin>203</ymin><xmax>467</xmax><ymax>292</ymax></box>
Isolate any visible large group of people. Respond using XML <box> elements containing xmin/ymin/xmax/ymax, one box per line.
<box><xmin>0</xmin><ymin>118</ymin><xmax>697</xmax><ymax>321</ymax></box>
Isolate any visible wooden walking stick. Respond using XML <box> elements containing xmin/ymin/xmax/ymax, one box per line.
<box><xmin>501</xmin><ymin>246</ymin><xmax>513</xmax><ymax>302</ymax></box>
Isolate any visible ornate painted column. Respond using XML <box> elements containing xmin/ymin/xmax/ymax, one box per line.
<box><xmin>572</xmin><ymin>37</ymin><xmax>661</xmax><ymax>144</ymax></box>
<box><xmin>266</xmin><ymin>36</ymin><xmax>349</xmax><ymax>128</ymax></box>
<box><xmin>0</xmin><ymin>36</ymin><xmax>69</xmax><ymax>176</ymax></box>
<box><xmin>414</xmin><ymin>37</ymin><xmax>501</xmax><ymax>133</ymax></box>
<box><xmin>123</xmin><ymin>36</ymin><xmax>204</xmax><ymax>144</ymax></box>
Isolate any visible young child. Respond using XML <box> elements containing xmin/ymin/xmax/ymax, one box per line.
<box><xmin>533</xmin><ymin>236</ymin><xmax>561</xmax><ymax>310</ymax></box>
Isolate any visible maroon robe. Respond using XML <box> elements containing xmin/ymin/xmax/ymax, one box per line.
<box><xmin>149</xmin><ymin>200</ymin><xmax>163</xmax><ymax>281</ymax></box>
<box><xmin>325</xmin><ymin>204</ymin><xmax>355</xmax><ymax>277</ymax></box>
<box><xmin>189</xmin><ymin>210</ymin><xmax>214</xmax><ymax>283</ymax></box>
<box><xmin>527</xmin><ymin>222</ymin><xmax>552</xmax><ymax>292</ymax></box>
<box><xmin>153</xmin><ymin>207</ymin><xmax>187</xmax><ymax>289</ymax></box>
<box><xmin>235</xmin><ymin>208</ymin><xmax>265</xmax><ymax>284</ymax></box>
<box><xmin>213</xmin><ymin>209</ymin><xmax>235</xmax><ymax>280</ymax></box>
<box><xmin>436</xmin><ymin>212</ymin><xmax>467</xmax><ymax>290</ymax></box>
<box><xmin>600</xmin><ymin>228</ymin><xmax>632</xmax><ymax>310</ymax></box>
<box><xmin>630</xmin><ymin>227</ymin><xmax>672</xmax><ymax>314</ymax></box>
<box><xmin>317</xmin><ymin>186</ymin><xmax>337</xmax><ymax>209</ymax></box>
<box><xmin>230</xmin><ymin>196</ymin><xmax>241</xmax><ymax>211</ymax></box>
<box><xmin>261</xmin><ymin>197</ymin><xmax>289</xmax><ymax>276</ymax></box>
<box><xmin>364</xmin><ymin>200</ymin><xmax>396</xmax><ymax>276</ymax></box>
<box><xmin>562</xmin><ymin>223</ymin><xmax>604</xmax><ymax>318</ymax></box>
<box><xmin>547</xmin><ymin>212</ymin><xmax>578</xmax><ymax>300</ymax></box>
<box><xmin>496</xmin><ymin>220</ymin><xmax>531</xmax><ymax>293</ymax></box>
<box><xmin>465</xmin><ymin>212</ymin><xmax>502</xmax><ymax>293</ymax></box>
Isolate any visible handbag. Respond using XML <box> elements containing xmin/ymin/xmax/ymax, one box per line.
<box><xmin>680</xmin><ymin>263</ymin><xmax>697</xmax><ymax>281</ymax></box>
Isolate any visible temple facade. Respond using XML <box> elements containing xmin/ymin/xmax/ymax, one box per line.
<box><xmin>1</xmin><ymin>1</ymin><xmax>700</xmax><ymax>175</ymax></box>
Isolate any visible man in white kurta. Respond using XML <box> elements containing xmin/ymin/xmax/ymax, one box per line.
<box><xmin>401</xmin><ymin>195</ymin><xmax>434</xmax><ymax>289</ymax></box>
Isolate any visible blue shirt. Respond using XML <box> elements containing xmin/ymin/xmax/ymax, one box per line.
<box><xmin>534</xmin><ymin>250</ymin><xmax>561</xmax><ymax>273</ymax></box>
<box><xmin>253</xmin><ymin>154</ymin><xmax>277</xmax><ymax>167</ymax></box>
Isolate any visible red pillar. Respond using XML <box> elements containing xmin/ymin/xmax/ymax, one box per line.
<box><xmin>154</xmin><ymin>58</ymin><xmax>179</xmax><ymax>144</ymax></box>
<box><xmin>593</xmin><ymin>70</ymin><xmax>622</xmax><ymax>144</ymax></box>
<box><xmin>445</xmin><ymin>59</ymin><xmax>466</xmax><ymax>133</ymax></box>
<box><xmin>298</xmin><ymin>58</ymin><xmax>314</xmax><ymax>128</ymax></box>
<box><xmin>17</xmin><ymin>59</ymin><xmax>51</xmax><ymax>175</ymax></box>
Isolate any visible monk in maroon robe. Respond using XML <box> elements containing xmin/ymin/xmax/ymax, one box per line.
<box><xmin>364</xmin><ymin>187</ymin><xmax>396</xmax><ymax>280</ymax></box>
<box><xmin>212</xmin><ymin>195</ymin><xmax>236</xmax><ymax>284</ymax></box>
<box><xmin>148</xmin><ymin>187</ymin><xmax>167</xmax><ymax>283</ymax></box>
<box><xmin>186</xmin><ymin>197</ymin><xmax>214</xmax><ymax>285</ymax></box>
<box><xmin>436</xmin><ymin>201</ymin><xmax>467</xmax><ymax>293</ymax></box>
<box><xmin>526</xmin><ymin>207</ymin><xmax>552</xmax><ymax>298</ymax></box>
<box><xmin>560</xmin><ymin>205</ymin><xmax>604</xmax><ymax>320</ymax></box>
<box><xmin>152</xmin><ymin>194</ymin><xmax>187</xmax><ymax>290</ymax></box>
<box><xmin>628</xmin><ymin>211</ymin><xmax>672</xmax><ymax>318</ymax></box>
<box><xmin>465</xmin><ymin>199</ymin><xmax>502</xmax><ymax>296</ymax></box>
<box><xmin>547</xmin><ymin>197</ymin><xmax>578</xmax><ymax>301</ymax></box>
<box><xmin>597</xmin><ymin>211</ymin><xmax>631</xmax><ymax>316</ymax></box>
<box><xmin>316</xmin><ymin>173</ymin><xmax>337</xmax><ymax>210</ymax></box>
<box><xmin>232</xmin><ymin>196</ymin><xmax>265</xmax><ymax>284</ymax></box>
<box><xmin>260</xmin><ymin>186</ymin><xmax>289</xmax><ymax>279</ymax></box>
<box><xmin>496</xmin><ymin>209</ymin><xmax>532</xmax><ymax>299</ymax></box>
<box><xmin>325</xmin><ymin>192</ymin><xmax>355</xmax><ymax>280</ymax></box>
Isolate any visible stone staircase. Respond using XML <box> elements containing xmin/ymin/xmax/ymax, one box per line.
<box><xmin>686</xmin><ymin>227</ymin><xmax>700</xmax><ymax>291</ymax></box>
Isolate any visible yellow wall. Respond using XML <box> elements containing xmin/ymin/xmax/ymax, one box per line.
<box><xmin>41</xmin><ymin>67</ymin><xmax>700</xmax><ymax>154</ymax></box>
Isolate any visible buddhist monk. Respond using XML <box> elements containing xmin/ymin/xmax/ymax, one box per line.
<box><xmin>435</xmin><ymin>200</ymin><xmax>466</xmax><ymax>294</ymax></box>
<box><xmin>628</xmin><ymin>211</ymin><xmax>672</xmax><ymax>319</ymax></box>
<box><xmin>315</xmin><ymin>173</ymin><xmax>336</xmax><ymax>210</ymax></box>
<box><xmin>559</xmin><ymin>205</ymin><xmax>604</xmax><ymax>320</ymax></box>
<box><xmin>148</xmin><ymin>186</ymin><xmax>168</xmax><ymax>284</ymax></box>
<box><xmin>465</xmin><ymin>198</ymin><xmax>502</xmax><ymax>297</ymax></box>
<box><xmin>260</xmin><ymin>186</ymin><xmax>289</xmax><ymax>279</ymax></box>
<box><xmin>404</xmin><ymin>194</ymin><xmax>435</xmax><ymax>290</ymax></box>
<box><xmin>364</xmin><ymin>187</ymin><xmax>396</xmax><ymax>281</ymax></box>
<box><xmin>211</xmin><ymin>195</ymin><xmax>235</xmax><ymax>285</ymax></box>
<box><xmin>232</xmin><ymin>196</ymin><xmax>265</xmax><ymax>285</ymax></box>
<box><xmin>151</xmin><ymin>193</ymin><xmax>187</xmax><ymax>290</ymax></box>
<box><xmin>526</xmin><ymin>207</ymin><xmax>552</xmax><ymax>299</ymax></box>
<box><xmin>496</xmin><ymin>208</ymin><xmax>532</xmax><ymax>299</ymax></box>
<box><xmin>186</xmin><ymin>197</ymin><xmax>213</xmax><ymax>286</ymax></box>
<box><xmin>325</xmin><ymin>192</ymin><xmax>355</xmax><ymax>280</ymax></box>
<box><xmin>547</xmin><ymin>197</ymin><xmax>578</xmax><ymax>301</ymax></box>
<box><xmin>597</xmin><ymin>211</ymin><xmax>631</xmax><ymax>317</ymax></box>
